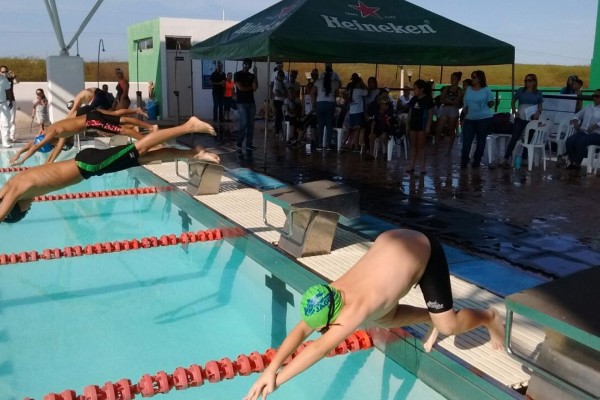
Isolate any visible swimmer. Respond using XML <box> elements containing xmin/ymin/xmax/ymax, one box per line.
<box><xmin>244</xmin><ymin>229</ymin><xmax>505</xmax><ymax>400</ymax></box>
<box><xmin>10</xmin><ymin>105</ymin><xmax>159</xmax><ymax>166</ymax></box>
<box><xmin>1</xmin><ymin>116</ymin><xmax>217</xmax><ymax>223</ymax></box>
<box><xmin>9</xmin><ymin>133</ymin><xmax>75</xmax><ymax>165</ymax></box>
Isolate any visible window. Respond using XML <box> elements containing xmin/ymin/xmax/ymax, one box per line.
<box><xmin>135</xmin><ymin>37</ymin><xmax>153</xmax><ymax>51</ymax></box>
<box><xmin>166</xmin><ymin>36</ymin><xmax>191</xmax><ymax>50</ymax></box>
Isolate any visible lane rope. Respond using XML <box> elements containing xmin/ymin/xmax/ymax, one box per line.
<box><xmin>31</xmin><ymin>330</ymin><xmax>373</xmax><ymax>400</ymax></box>
<box><xmin>33</xmin><ymin>186</ymin><xmax>174</xmax><ymax>202</ymax></box>
<box><xmin>0</xmin><ymin>227</ymin><xmax>246</xmax><ymax>266</ymax></box>
<box><xmin>0</xmin><ymin>166</ymin><xmax>29</xmax><ymax>173</ymax></box>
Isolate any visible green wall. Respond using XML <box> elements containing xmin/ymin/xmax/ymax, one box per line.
<box><xmin>590</xmin><ymin>2</ymin><xmax>600</xmax><ymax>89</ymax></box>
<box><xmin>127</xmin><ymin>19</ymin><xmax>163</xmax><ymax>114</ymax></box>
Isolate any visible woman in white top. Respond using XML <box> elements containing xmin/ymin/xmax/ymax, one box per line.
<box><xmin>31</xmin><ymin>88</ymin><xmax>50</xmax><ymax>133</ymax></box>
<box><xmin>312</xmin><ymin>64</ymin><xmax>340</xmax><ymax>151</ymax></box>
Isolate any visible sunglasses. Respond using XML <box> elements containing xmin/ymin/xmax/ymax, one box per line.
<box><xmin>317</xmin><ymin>286</ymin><xmax>336</xmax><ymax>334</ymax></box>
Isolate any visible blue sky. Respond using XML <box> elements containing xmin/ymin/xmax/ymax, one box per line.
<box><xmin>1</xmin><ymin>0</ymin><xmax>597</xmax><ymax>65</ymax></box>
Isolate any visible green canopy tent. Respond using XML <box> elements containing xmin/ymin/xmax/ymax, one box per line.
<box><xmin>191</xmin><ymin>0</ymin><xmax>515</xmax><ymax>153</ymax></box>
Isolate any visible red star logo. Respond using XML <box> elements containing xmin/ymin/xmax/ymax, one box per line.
<box><xmin>279</xmin><ymin>6</ymin><xmax>292</xmax><ymax>16</ymax></box>
<box><xmin>349</xmin><ymin>1</ymin><xmax>381</xmax><ymax>18</ymax></box>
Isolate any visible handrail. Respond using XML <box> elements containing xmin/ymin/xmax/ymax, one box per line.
<box><xmin>504</xmin><ymin>310</ymin><xmax>598</xmax><ymax>400</ymax></box>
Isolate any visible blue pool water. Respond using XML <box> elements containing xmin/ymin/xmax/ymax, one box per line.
<box><xmin>0</xmin><ymin>153</ymin><xmax>444</xmax><ymax>399</ymax></box>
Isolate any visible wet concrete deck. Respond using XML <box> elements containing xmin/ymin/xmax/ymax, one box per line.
<box><xmin>178</xmin><ymin>119</ymin><xmax>600</xmax><ymax>281</ymax></box>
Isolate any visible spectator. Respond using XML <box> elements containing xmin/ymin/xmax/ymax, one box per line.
<box><xmin>113</xmin><ymin>68</ymin><xmax>131</xmax><ymax>110</ymax></box>
<box><xmin>368</xmin><ymin>91</ymin><xmax>396</xmax><ymax>158</ymax></box>
<box><xmin>563</xmin><ymin>88</ymin><xmax>600</xmax><ymax>170</ymax></box>
<box><xmin>223</xmin><ymin>72</ymin><xmax>235</xmax><ymax>122</ymax></box>
<box><xmin>301</xmin><ymin>77</ymin><xmax>317</xmax><ymax>145</ymax></box>
<box><xmin>342</xmin><ymin>73</ymin><xmax>368</xmax><ymax>151</ymax></box>
<box><xmin>272</xmin><ymin>70</ymin><xmax>287</xmax><ymax>138</ymax></box>
<box><xmin>313</xmin><ymin>63</ymin><xmax>340</xmax><ymax>151</ymax></box>
<box><xmin>405</xmin><ymin>79</ymin><xmax>435</xmax><ymax>174</ymax></box>
<box><xmin>102</xmin><ymin>84</ymin><xmax>116</xmax><ymax>105</ymax></box>
<box><xmin>90</xmin><ymin>88</ymin><xmax>113</xmax><ymax>111</ymax></box>
<box><xmin>4</xmin><ymin>67</ymin><xmax>18</xmax><ymax>142</ymax></box>
<box><xmin>501</xmin><ymin>73</ymin><xmax>543</xmax><ymax>169</ymax></box>
<box><xmin>434</xmin><ymin>72</ymin><xmax>464</xmax><ymax>154</ymax></box>
<box><xmin>31</xmin><ymin>88</ymin><xmax>50</xmax><ymax>134</ymax></box>
<box><xmin>459</xmin><ymin>78</ymin><xmax>472</xmax><ymax>131</ymax></box>
<box><xmin>0</xmin><ymin>66</ymin><xmax>12</xmax><ymax>148</ymax></box>
<box><xmin>234</xmin><ymin>58</ymin><xmax>258</xmax><ymax>151</ymax></box>
<box><xmin>460</xmin><ymin>70</ymin><xmax>494</xmax><ymax>169</ymax></box>
<box><xmin>283</xmin><ymin>87</ymin><xmax>302</xmax><ymax>146</ymax></box>
<box><xmin>210</xmin><ymin>61</ymin><xmax>226</xmax><ymax>122</ymax></box>
<box><xmin>560</xmin><ymin>75</ymin><xmax>578</xmax><ymax>95</ymax></box>
<box><xmin>286</xmin><ymin>70</ymin><xmax>301</xmax><ymax>97</ymax></box>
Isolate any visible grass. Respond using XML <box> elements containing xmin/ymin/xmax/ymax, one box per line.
<box><xmin>1</xmin><ymin>57</ymin><xmax>590</xmax><ymax>89</ymax></box>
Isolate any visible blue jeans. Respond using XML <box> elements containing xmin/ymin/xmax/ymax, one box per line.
<box><xmin>504</xmin><ymin>117</ymin><xmax>528</xmax><ymax>160</ymax></box>
<box><xmin>237</xmin><ymin>102</ymin><xmax>256</xmax><ymax>147</ymax></box>
<box><xmin>461</xmin><ymin>117</ymin><xmax>492</xmax><ymax>166</ymax></box>
<box><xmin>212</xmin><ymin>93</ymin><xmax>224</xmax><ymax>121</ymax></box>
<box><xmin>316</xmin><ymin>101</ymin><xmax>335</xmax><ymax>148</ymax></box>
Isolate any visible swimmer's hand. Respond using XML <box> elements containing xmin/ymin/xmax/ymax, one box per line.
<box><xmin>243</xmin><ymin>370</ymin><xmax>278</xmax><ymax>400</ymax></box>
<box><xmin>9</xmin><ymin>155</ymin><xmax>23</xmax><ymax>166</ymax></box>
<box><xmin>136</xmin><ymin>107</ymin><xmax>149</xmax><ymax>118</ymax></box>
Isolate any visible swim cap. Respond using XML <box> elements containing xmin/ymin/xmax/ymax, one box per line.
<box><xmin>34</xmin><ymin>134</ymin><xmax>53</xmax><ymax>153</ymax></box>
<box><xmin>300</xmin><ymin>285</ymin><xmax>343</xmax><ymax>329</ymax></box>
<box><xmin>1</xmin><ymin>200</ymin><xmax>29</xmax><ymax>223</ymax></box>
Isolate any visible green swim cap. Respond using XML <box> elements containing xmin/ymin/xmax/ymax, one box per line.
<box><xmin>300</xmin><ymin>285</ymin><xmax>343</xmax><ymax>329</ymax></box>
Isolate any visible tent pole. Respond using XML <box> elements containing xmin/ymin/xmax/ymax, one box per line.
<box><xmin>418</xmin><ymin>65</ymin><xmax>422</xmax><ymax>79</ymax></box>
<box><xmin>439</xmin><ymin>66</ymin><xmax>443</xmax><ymax>84</ymax></box>
<box><xmin>264</xmin><ymin>56</ymin><xmax>271</xmax><ymax>165</ymax></box>
<box><xmin>511</xmin><ymin>63</ymin><xmax>515</xmax><ymax>113</ymax></box>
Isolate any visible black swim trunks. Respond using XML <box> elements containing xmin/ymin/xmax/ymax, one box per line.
<box><xmin>85</xmin><ymin>109</ymin><xmax>121</xmax><ymax>134</ymax></box>
<box><xmin>418</xmin><ymin>233</ymin><xmax>453</xmax><ymax>313</ymax></box>
<box><xmin>75</xmin><ymin>144</ymin><xmax>140</xmax><ymax>179</ymax></box>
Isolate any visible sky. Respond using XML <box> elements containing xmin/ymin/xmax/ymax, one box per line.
<box><xmin>1</xmin><ymin>0</ymin><xmax>597</xmax><ymax>66</ymax></box>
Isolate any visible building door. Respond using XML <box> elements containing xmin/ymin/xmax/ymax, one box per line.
<box><xmin>165</xmin><ymin>36</ymin><xmax>193</xmax><ymax>121</ymax></box>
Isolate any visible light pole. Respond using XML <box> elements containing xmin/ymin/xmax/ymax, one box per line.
<box><xmin>97</xmin><ymin>38</ymin><xmax>105</xmax><ymax>88</ymax></box>
<box><xmin>407</xmin><ymin>68</ymin><xmax>413</xmax><ymax>84</ymax></box>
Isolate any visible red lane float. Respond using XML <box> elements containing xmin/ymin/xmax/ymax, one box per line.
<box><xmin>32</xmin><ymin>186</ymin><xmax>173</xmax><ymax>202</ymax></box>
<box><xmin>0</xmin><ymin>166</ymin><xmax>29</xmax><ymax>173</ymax></box>
<box><xmin>0</xmin><ymin>226</ymin><xmax>244</xmax><ymax>266</ymax></box>
<box><xmin>33</xmin><ymin>330</ymin><xmax>373</xmax><ymax>400</ymax></box>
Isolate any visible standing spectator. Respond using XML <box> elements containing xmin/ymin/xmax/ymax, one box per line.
<box><xmin>31</xmin><ymin>88</ymin><xmax>50</xmax><ymax>134</ymax></box>
<box><xmin>301</xmin><ymin>73</ymin><xmax>317</xmax><ymax>144</ymax></box>
<box><xmin>501</xmin><ymin>73</ymin><xmax>543</xmax><ymax>168</ymax></box>
<box><xmin>342</xmin><ymin>73</ymin><xmax>368</xmax><ymax>151</ymax></box>
<box><xmin>283</xmin><ymin>87</ymin><xmax>302</xmax><ymax>146</ymax></box>
<box><xmin>0</xmin><ymin>66</ymin><xmax>11</xmax><ymax>148</ymax></box>
<box><xmin>272</xmin><ymin>70</ymin><xmax>287</xmax><ymax>137</ymax></box>
<box><xmin>434</xmin><ymin>71</ymin><xmax>464</xmax><ymax>153</ymax></box>
<box><xmin>210</xmin><ymin>61</ymin><xmax>226</xmax><ymax>122</ymax></box>
<box><xmin>4</xmin><ymin>67</ymin><xmax>18</xmax><ymax>142</ymax></box>
<box><xmin>313</xmin><ymin>63</ymin><xmax>340</xmax><ymax>151</ymax></box>
<box><xmin>560</xmin><ymin>75</ymin><xmax>578</xmax><ymax>95</ymax></box>
<box><xmin>113</xmin><ymin>68</ymin><xmax>131</xmax><ymax>110</ymax></box>
<box><xmin>460</xmin><ymin>70</ymin><xmax>495</xmax><ymax>169</ymax></box>
<box><xmin>405</xmin><ymin>80</ymin><xmax>435</xmax><ymax>174</ymax></box>
<box><xmin>234</xmin><ymin>58</ymin><xmax>258</xmax><ymax>151</ymax></box>
<box><xmin>223</xmin><ymin>72</ymin><xmax>235</xmax><ymax>122</ymax></box>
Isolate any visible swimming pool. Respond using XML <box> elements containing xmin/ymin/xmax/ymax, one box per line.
<box><xmin>0</xmin><ymin>152</ymin><xmax>445</xmax><ymax>399</ymax></box>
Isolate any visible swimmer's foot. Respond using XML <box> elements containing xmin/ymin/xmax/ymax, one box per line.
<box><xmin>186</xmin><ymin>116</ymin><xmax>216</xmax><ymax>136</ymax></box>
<box><xmin>151</xmin><ymin>124</ymin><xmax>159</xmax><ymax>132</ymax></box>
<box><xmin>487</xmin><ymin>308</ymin><xmax>505</xmax><ymax>351</ymax></box>
<box><xmin>192</xmin><ymin>146</ymin><xmax>220</xmax><ymax>164</ymax></box>
<box><xmin>422</xmin><ymin>325</ymin><xmax>439</xmax><ymax>353</ymax></box>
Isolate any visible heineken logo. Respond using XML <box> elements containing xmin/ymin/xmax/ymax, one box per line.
<box><xmin>321</xmin><ymin>15</ymin><xmax>436</xmax><ymax>34</ymax></box>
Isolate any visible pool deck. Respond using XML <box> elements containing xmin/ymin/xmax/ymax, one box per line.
<box><xmin>6</xmin><ymin>118</ymin><xmax>600</xmax><ymax>398</ymax></box>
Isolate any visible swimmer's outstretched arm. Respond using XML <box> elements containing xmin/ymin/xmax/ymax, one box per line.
<box><xmin>45</xmin><ymin>138</ymin><xmax>67</xmax><ymax>164</ymax></box>
<box><xmin>9</xmin><ymin>141</ymin><xmax>34</xmax><ymax>165</ymax></box>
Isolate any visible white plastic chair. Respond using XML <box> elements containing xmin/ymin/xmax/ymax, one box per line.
<box><xmin>320</xmin><ymin>127</ymin><xmax>344</xmax><ymax>151</ymax></box>
<box><xmin>546</xmin><ymin>119</ymin><xmax>575</xmax><ymax>161</ymax></box>
<box><xmin>386</xmin><ymin>135</ymin><xmax>409</xmax><ymax>160</ymax></box>
<box><xmin>583</xmin><ymin>145</ymin><xmax>600</xmax><ymax>175</ymax></box>
<box><xmin>486</xmin><ymin>134</ymin><xmax>512</xmax><ymax>164</ymax></box>
<box><xmin>517</xmin><ymin>120</ymin><xmax>549</xmax><ymax>171</ymax></box>
<box><xmin>373</xmin><ymin>136</ymin><xmax>388</xmax><ymax>158</ymax></box>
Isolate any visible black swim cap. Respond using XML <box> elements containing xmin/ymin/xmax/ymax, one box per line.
<box><xmin>2</xmin><ymin>201</ymin><xmax>29</xmax><ymax>223</ymax></box>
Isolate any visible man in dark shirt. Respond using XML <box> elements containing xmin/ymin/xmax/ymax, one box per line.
<box><xmin>234</xmin><ymin>58</ymin><xmax>258</xmax><ymax>151</ymax></box>
<box><xmin>210</xmin><ymin>61</ymin><xmax>226</xmax><ymax>122</ymax></box>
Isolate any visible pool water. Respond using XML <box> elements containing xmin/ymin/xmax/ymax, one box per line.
<box><xmin>0</xmin><ymin>153</ymin><xmax>445</xmax><ymax>399</ymax></box>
